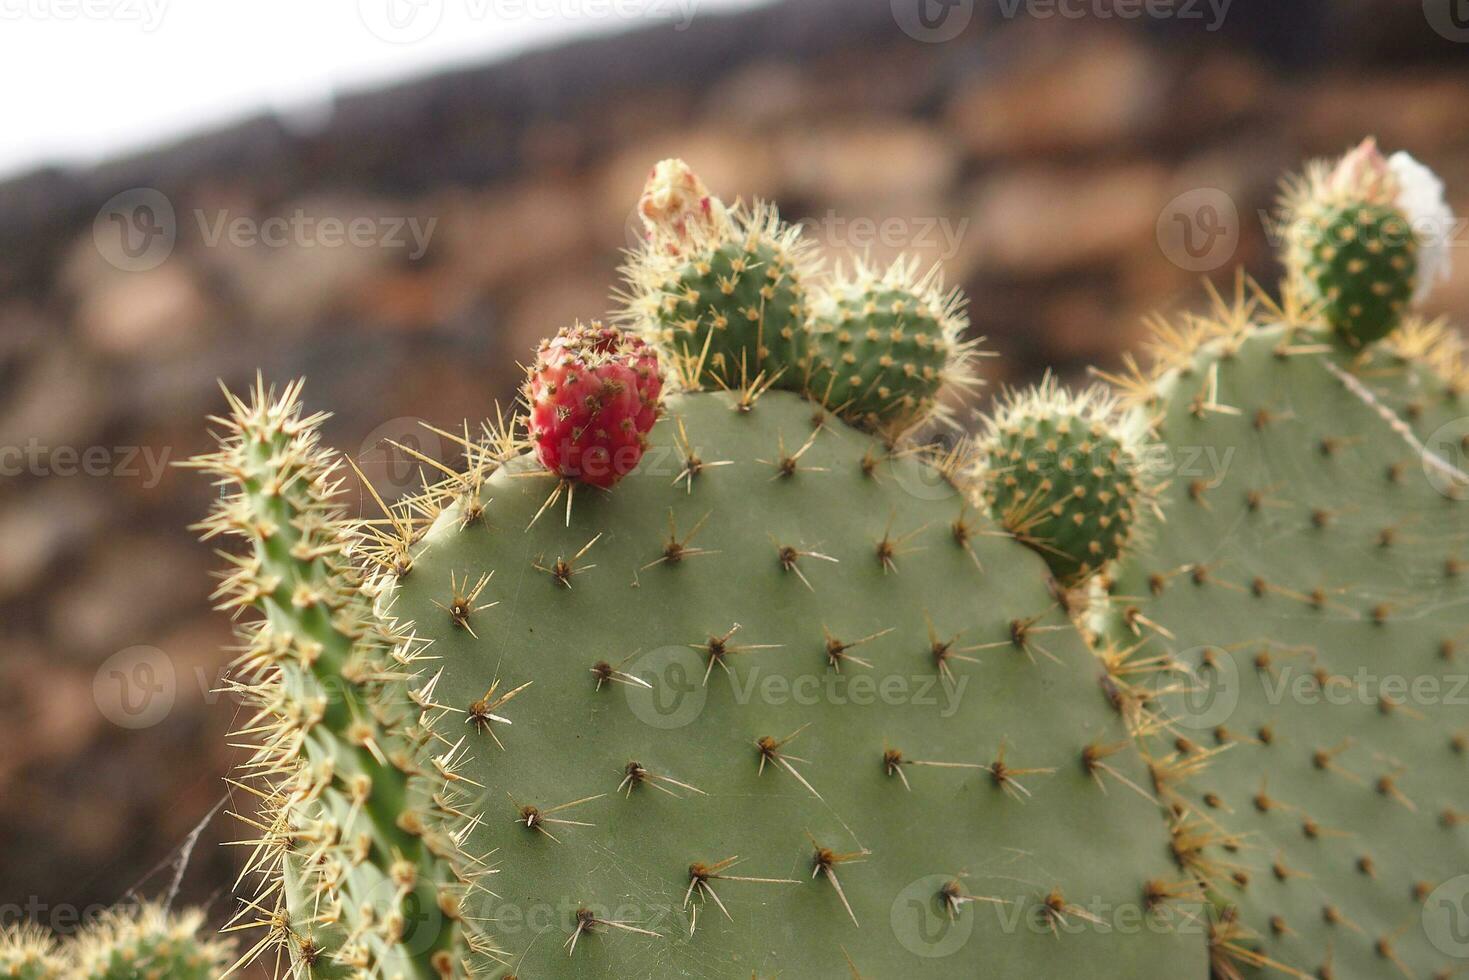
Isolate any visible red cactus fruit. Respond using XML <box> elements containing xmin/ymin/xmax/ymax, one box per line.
<box><xmin>525</xmin><ymin>323</ymin><xmax>663</xmax><ymax>488</ymax></box>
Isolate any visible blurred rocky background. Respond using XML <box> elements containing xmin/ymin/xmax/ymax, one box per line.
<box><xmin>1</xmin><ymin>0</ymin><xmax>1467</xmax><ymax>970</ymax></box>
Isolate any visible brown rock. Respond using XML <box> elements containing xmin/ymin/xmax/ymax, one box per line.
<box><xmin>963</xmin><ymin>164</ymin><xmax>1169</xmax><ymax>276</ymax></box>
<box><xmin>947</xmin><ymin>32</ymin><xmax>1162</xmax><ymax>158</ymax></box>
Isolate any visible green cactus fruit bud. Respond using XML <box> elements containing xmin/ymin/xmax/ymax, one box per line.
<box><xmin>0</xmin><ymin>924</ymin><xmax>64</xmax><ymax>980</ymax></box>
<box><xmin>979</xmin><ymin>377</ymin><xmax>1156</xmax><ymax>586</ymax></box>
<box><xmin>69</xmin><ymin>905</ymin><xmax>233</xmax><ymax>980</ymax></box>
<box><xmin>804</xmin><ymin>256</ymin><xmax>978</xmax><ymax>435</ymax></box>
<box><xmin>619</xmin><ymin>159</ymin><xmax>817</xmax><ymax>392</ymax></box>
<box><xmin>1279</xmin><ymin>138</ymin><xmax>1453</xmax><ymax>348</ymax></box>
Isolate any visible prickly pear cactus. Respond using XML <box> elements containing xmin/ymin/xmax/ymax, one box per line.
<box><xmin>71</xmin><ymin>904</ymin><xmax>234</xmax><ymax>980</ymax></box>
<box><xmin>201</xmin><ymin>378</ymin><xmax>1204</xmax><ymax>977</ymax></box>
<box><xmin>1098</xmin><ymin>293</ymin><xmax>1469</xmax><ymax>980</ymax></box>
<box><xmin>191</xmin><ymin>145</ymin><xmax>1467</xmax><ymax>979</ymax></box>
<box><xmin>0</xmin><ymin>924</ymin><xmax>63</xmax><ymax>980</ymax></box>
<box><xmin>0</xmin><ymin>905</ymin><xmax>231</xmax><ymax>980</ymax></box>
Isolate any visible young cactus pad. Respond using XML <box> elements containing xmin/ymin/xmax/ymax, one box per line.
<box><xmin>202</xmin><ymin>381</ymin><xmax>1206</xmax><ymax>977</ymax></box>
<box><xmin>619</xmin><ymin>159</ymin><xmax>817</xmax><ymax>391</ymax></box>
<box><xmin>803</xmin><ymin>256</ymin><xmax>976</xmax><ymax>434</ymax></box>
<box><xmin>1100</xmin><ymin>313</ymin><xmax>1469</xmax><ymax>980</ymax></box>
<box><xmin>978</xmin><ymin>378</ymin><xmax>1155</xmax><ymax>586</ymax></box>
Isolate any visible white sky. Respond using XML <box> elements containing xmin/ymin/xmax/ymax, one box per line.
<box><xmin>0</xmin><ymin>0</ymin><xmax>772</xmax><ymax>180</ymax></box>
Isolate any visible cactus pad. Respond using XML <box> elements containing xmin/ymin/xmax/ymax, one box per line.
<box><xmin>1101</xmin><ymin>314</ymin><xmax>1469</xmax><ymax>980</ymax></box>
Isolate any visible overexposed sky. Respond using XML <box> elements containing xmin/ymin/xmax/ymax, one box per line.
<box><xmin>0</xmin><ymin>0</ymin><xmax>772</xmax><ymax>179</ymax></box>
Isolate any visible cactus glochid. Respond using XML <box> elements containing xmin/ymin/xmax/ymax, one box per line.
<box><xmin>189</xmin><ymin>150</ymin><xmax>1467</xmax><ymax>979</ymax></box>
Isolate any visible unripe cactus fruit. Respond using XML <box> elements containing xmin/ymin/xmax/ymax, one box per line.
<box><xmin>619</xmin><ymin>159</ymin><xmax>817</xmax><ymax>390</ymax></box>
<box><xmin>525</xmin><ymin>322</ymin><xmax>663</xmax><ymax>488</ymax></box>
<box><xmin>0</xmin><ymin>924</ymin><xmax>63</xmax><ymax>980</ymax></box>
<box><xmin>70</xmin><ymin>904</ymin><xmax>233</xmax><ymax>980</ymax></box>
<box><xmin>1280</xmin><ymin>138</ymin><xmax>1453</xmax><ymax>346</ymax></box>
<box><xmin>804</xmin><ymin>256</ymin><xmax>977</xmax><ymax>434</ymax></box>
<box><xmin>978</xmin><ymin>377</ymin><xmax>1155</xmax><ymax>585</ymax></box>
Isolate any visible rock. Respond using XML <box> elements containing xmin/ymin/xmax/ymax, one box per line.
<box><xmin>963</xmin><ymin>165</ymin><xmax>1170</xmax><ymax>276</ymax></box>
<box><xmin>947</xmin><ymin>32</ymin><xmax>1163</xmax><ymax>158</ymax></box>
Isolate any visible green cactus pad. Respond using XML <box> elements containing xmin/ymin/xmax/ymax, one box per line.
<box><xmin>1102</xmin><ymin>320</ymin><xmax>1469</xmax><ymax>980</ymax></box>
<box><xmin>0</xmin><ymin>924</ymin><xmax>64</xmax><ymax>980</ymax></box>
<box><xmin>356</xmin><ymin>388</ymin><xmax>1200</xmax><ymax>977</ymax></box>
<box><xmin>979</xmin><ymin>379</ymin><xmax>1154</xmax><ymax>586</ymax></box>
<box><xmin>191</xmin><ymin>381</ymin><xmax>492</xmax><ymax>978</ymax></box>
<box><xmin>804</xmin><ymin>258</ymin><xmax>974</xmax><ymax>434</ymax></box>
<box><xmin>70</xmin><ymin>905</ymin><xmax>233</xmax><ymax>980</ymax></box>
<box><xmin>620</xmin><ymin>206</ymin><xmax>815</xmax><ymax>391</ymax></box>
<box><xmin>1289</xmin><ymin>202</ymin><xmax>1417</xmax><ymax>346</ymax></box>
